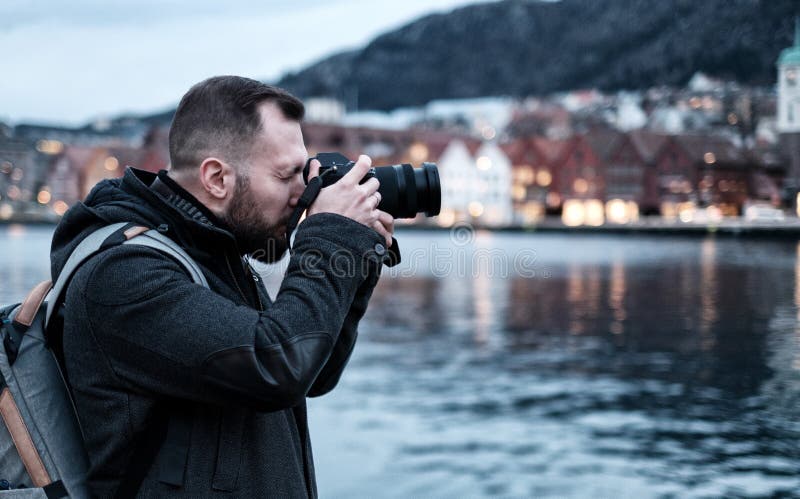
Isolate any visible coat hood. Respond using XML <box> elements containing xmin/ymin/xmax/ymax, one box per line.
<box><xmin>50</xmin><ymin>167</ymin><xmax>235</xmax><ymax>283</ymax></box>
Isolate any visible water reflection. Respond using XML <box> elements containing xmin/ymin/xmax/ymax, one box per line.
<box><xmin>608</xmin><ymin>259</ymin><xmax>625</xmax><ymax>337</ymax></box>
<box><xmin>0</xmin><ymin>226</ymin><xmax>53</xmax><ymax>304</ymax></box>
<box><xmin>699</xmin><ymin>238</ymin><xmax>717</xmax><ymax>350</ymax></box>
<box><xmin>2</xmin><ymin>228</ymin><xmax>800</xmax><ymax>496</ymax></box>
<box><xmin>311</xmin><ymin>232</ymin><xmax>800</xmax><ymax>497</ymax></box>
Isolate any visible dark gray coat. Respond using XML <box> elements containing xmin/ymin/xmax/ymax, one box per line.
<box><xmin>50</xmin><ymin>168</ymin><xmax>385</xmax><ymax>498</ymax></box>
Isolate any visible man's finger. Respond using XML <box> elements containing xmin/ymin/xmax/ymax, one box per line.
<box><xmin>342</xmin><ymin>155</ymin><xmax>372</xmax><ymax>185</ymax></box>
<box><xmin>361</xmin><ymin>177</ymin><xmax>380</xmax><ymax>196</ymax></box>
<box><xmin>372</xmin><ymin>219</ymin><xmax>392</xmax><ymax>247</ymax></box>
<box><xmin>377</xmin><ymin>210</ymin><xmax>393</xmax><ymax>226</ymax></box>
<box><xmin>307</xmin><ymin>159</ymin><xmax>321</xmax><ymax>180</ymax></box>
<box><xmin>376</xmin><ymin>210</ymin><xmax>394</xmax><ymax>246</ymax></box>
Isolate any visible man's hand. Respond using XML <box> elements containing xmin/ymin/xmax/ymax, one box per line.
<box><xmin>307</xmin><ymin>154</ymin><xmax>394</xmax><ymax>247</ymax></box>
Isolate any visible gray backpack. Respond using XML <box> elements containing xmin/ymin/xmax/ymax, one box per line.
<box><xmin>0</xmin><ymin>222</ymin><xmax>207</xmax><ymax>498</ymax></box>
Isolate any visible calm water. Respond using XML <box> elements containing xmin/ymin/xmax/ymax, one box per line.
<box><xmin>3</xmin><ymin>225</ymin><xmax>800</xmax><ymax>498</ymax></box>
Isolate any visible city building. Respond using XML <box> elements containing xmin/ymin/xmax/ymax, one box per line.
<box><xmin>778</xmin><ymin>18</ymin><xmax>800</xmax><ymax>207</ymax></box>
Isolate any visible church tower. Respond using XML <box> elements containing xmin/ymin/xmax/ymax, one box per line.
<box><xmin>778</xmin><ymin>18</ymin><xmax>800</xmax><ymax>207</ymax></box>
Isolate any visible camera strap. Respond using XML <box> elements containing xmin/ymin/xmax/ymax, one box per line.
<box><xmin>285</xmin><ymin>175</ymin><xmax>325</xmax><ymax>248</ymax></box>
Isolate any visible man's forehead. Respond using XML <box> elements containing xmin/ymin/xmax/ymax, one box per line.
<box><xmin>254</xmin><ymin>103</ymin><xmax>305</xmax><ymax>147</ymax></box>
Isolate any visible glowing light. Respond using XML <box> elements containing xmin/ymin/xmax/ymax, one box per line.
<box><xmin>704</xmin><ymin>152</ymin><xmax>716</xmax><ymax>164</ymax></box>
<box><xmin>606</xmin><ymin>199</ymin><xmax>628</xmax><ymax>224</ymax></box>
<box><xmin>677</xmin><ymin>202</ymin><xmax>696</xmax><ymax>222</ymax></box>
<box><xmin>512</xmin><ymin>185</ymin><xmax>526</xmax><ymax>201</ymax></box>
<box><xmin>476</xmin><ymin>156</ymin><xmax>492</xmax><ymax>171</ymax></box>
<box><xmin>481</xmin><ymin>126</ymin><xmax>496</xmax><ymax>140</ymax></box>
<box><xmin>468</xmin><ymin>202</ymin><xmax>485</xmax><ymax>217</ymax></box>
<box><xmin>573</xmin><ymin>178</ymin><xmax>589</xmax><ymax>194</ymax></box>
<box><xmin>36</xmin><ymin>140</ymin><xmax>64</xmax><ymax>155</ymax></box>
<box><xmin>606</xmin><ymin>199</ymin><xmax>639</xmax><ymax>224</ymax></box>
<box><xmin>521</xmin><ymin>202</ymin><xmax>544</xmax><ymax>224</ymax></box>
<box><xmin>104</xmin><ymin>156</ymin><xmax>119</xmax><ymax>172</ymax></box>
<box><xmin>689</xmin><ymin>97</ymin><xmax>702</xmax><ymax>109</ymax></box>
<box><xmin>37</xmin><ymin>190</ymin><xmax>51</xmax><ymax>204</ymax></box>
<box><xmin>515</xmin><ymin>165</ymin><xmax>535</xmax><ymax>184</ymax></box>
<box><xmin>437</xmin><ymin>208</ymin><xmax>456</xmax><ymax>227</ymax></box>
<box><xmin>584</xmin><ymin>199</ymin><xmax>604</xmax><ymax>226</ymax></box>
<box><xmin>727</xmin><ymin>113</ymin><xmax>738</xmax><ymax>125</ymax></box>
<box><xmin>0</xmin><ymin>204</ymin><xmax>12</xmax><ymax>219</ymax></box>
<box><xmin>795</xmin><ymin>194</ymin><xmax>800</xmax><ymax>218</ymax></box>
<box><xmin>408</xmin><ymin>143</ymin><xmax>429</xmax><ymax>163</ymax></box>
<box><xmin>536</xmin><ymin>170</ymin><xmax>552</xmax><ymax>187</ymax></box>
<box><xmin>562</xmin><ymin>199</ymin><xmax>584</xmax><ymax>227</ymax></box>
<box><xmin>11</xmin><ymin>168</ymin><xmax>23</xmax><ymax>182</ymax></box>
<box><xmin>53</xmin><ymin>201</ymin><xmax>69</xmax><ymax>216</ymax></box>
<box><xmin>0</xmin><ymin>162</ymin><xmax>12</xmax><ymax>175</ymax></box>
<box><xmin>707</xmin><ymin>205</ymin><xmax>723</xmax><ymax>222</ymax></box>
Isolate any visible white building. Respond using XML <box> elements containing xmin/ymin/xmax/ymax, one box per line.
<box><xmin>778</xmin><ymin>19</ymin><xmax>800</xmax><ymax>198</ymax></box>
<box><xmin>304</xmin><ymin>98</ymin><xmax>346</xmax><ymax>124</ymax></box>
<box><xmin>778</xmin><ymin>21</ymin><xmax>800</xmax><ymax>134</ymax></box>
<box><xmin>438</xmin><ymin>139</ymin><xmax>513</xmax><ymax>227</ymax></box>
<box><xmin>439</xmin><ymin>140</ymin><xmax>476</xmax><ymax>222</ymax></box>
<box><xmin>473</xmin><ymin>142</ymin><xmax>513</xmax><ymax>226</ymax></box>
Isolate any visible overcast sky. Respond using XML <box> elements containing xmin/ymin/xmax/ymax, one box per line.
<box><xmin>0</xmin><ymin>0</ymin><xmax>496</xmax><ymax>126</ymax></box>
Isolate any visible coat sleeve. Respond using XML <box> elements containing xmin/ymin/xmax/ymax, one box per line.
<box><xmin>306</xmin><ymin>263</ymin><xmax>380</xmax><ymax>397</ymax></box>
<box><xmin>65</xmin><ymin>213</ymin><xmax>384</xmax><ymax>412</ymax></box>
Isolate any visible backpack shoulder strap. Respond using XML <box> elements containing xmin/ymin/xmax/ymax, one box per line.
<box><xmin>45</xmin><ymin>223</ymin><xmax>208</xmax><ymax>328</ymax></box>
<box><xmin>40</xmin><ymin>223</ymin><xmax>208</xmax><ymax>498</ymax></box>
<box><xmin>122</xmin><ymin>229</ymin><xmax>208</xmax><ymax>288</ymax></box>
<box><xmin>45</xmin><ymin>222</ymin><xmax>130</xmax><ymax>327</ymax></box>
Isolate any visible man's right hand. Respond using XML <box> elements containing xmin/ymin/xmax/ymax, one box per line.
<box><xmin>306</xmin><ymin>154</ymin><xmax>394</xmax><ymax>246</ymax></box>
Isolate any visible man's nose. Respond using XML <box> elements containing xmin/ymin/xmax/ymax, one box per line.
<box><xmin>288</xmin><ymin>176</ymin><xmax>306</xmax><ymax>208</ymax></box>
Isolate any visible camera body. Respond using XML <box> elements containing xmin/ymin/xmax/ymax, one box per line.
<box><xmin>303</xmin><ymin>152</ymin><xmax>441</xmax><ymax>219</ymax></box>
<box><xmin>307</xmin><ymin>152</ymin><xmax>377</xmax><ymax>188</ymax></box>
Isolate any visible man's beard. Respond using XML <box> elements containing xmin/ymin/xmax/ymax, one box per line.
<box><xmin>221</xmin><ymin>173</ymin><xmax>288</xmax><ymax>264</ymax></box>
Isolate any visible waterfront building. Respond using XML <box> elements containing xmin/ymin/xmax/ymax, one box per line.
<box><xmin>586</xmin><ymin>129</ymin><xmax>647</xmax><ymax>224</ymax></box>
<box><xmin>0</xmin><ymin>134</ymin><xmax>43</xmax><ymax>219</ymax></box>
<box><xmin>472</xmin><ymin>142</ymin><xmax>513</xmax><ymax>226</ymax></box>
<box><xmin>46</xmin><ymin>141</ymin><xmax>167</xmax><ymax>214</ymax></box>
<box><xmin>438</xmin><ymin>139</ymin><xmax>481</xmax><ymax>225</ymax></box>
<box><xmin>777</xmin><ymin>18</ymin><xmax>800</xmax><ymax>208</ymax></box>
<box><xmin>552</xmin><ymin>134</ymin><xmax>606</xmax><ymax>226</ymax></box>
<box><xmin>628</xmin><ymin>130</ymin><xmax>669</xmax><ymax>214</ymax></box>
<box><xmin>503</xmin><ymin>137</ymin><xmax>550</xmax><ymax>225</ymax></box>
<box><xmin>672</xmin><ymin>134</ymin><xmax>751</xmax><ymax>216</ymax></box>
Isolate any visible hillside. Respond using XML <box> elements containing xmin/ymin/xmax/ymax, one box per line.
<box><xmin>277</xmin><ymin>0</ymin><xmax>797</xmax><ymax>110</ymax></box>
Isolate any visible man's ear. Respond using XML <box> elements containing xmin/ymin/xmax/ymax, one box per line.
<box><xmin>199</xmin><ymin>157</ymin><xmax>236</xmax><ymax>201</ymax></box>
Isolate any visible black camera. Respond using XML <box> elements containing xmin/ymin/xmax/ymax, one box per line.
<box><xmin>303</xmin><ymin>152</ymin><xmax>441</xmax><ymax>219</ymax></box>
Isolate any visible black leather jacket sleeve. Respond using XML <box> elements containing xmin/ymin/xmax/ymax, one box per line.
<box><xmin>65</xmin><ymin>213</ymin><xmax>384</xmax><ymax>412</ymax></box>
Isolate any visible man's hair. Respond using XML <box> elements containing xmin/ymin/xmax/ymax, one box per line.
<box><xmin>168</xmin><ymin>76</ymin><xmax>305</xmax><ymax>171</ymax></box>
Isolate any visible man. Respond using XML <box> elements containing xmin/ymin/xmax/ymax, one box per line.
<box><xmin>50</xmin><ymin>76</ymin><xmax>394</xmax><ymax>497</ymax></box>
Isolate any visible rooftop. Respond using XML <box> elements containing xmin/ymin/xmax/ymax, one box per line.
<box><xmin>778</xmin><ymin>17</ymin><xmax>800</xmax><ymax>66</ymax></box>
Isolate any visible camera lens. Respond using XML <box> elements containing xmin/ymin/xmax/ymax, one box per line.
<box><xmin>373</xmin><ymin>163</ymin><xmax>441</xmax><ymax>219</ymax></box>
